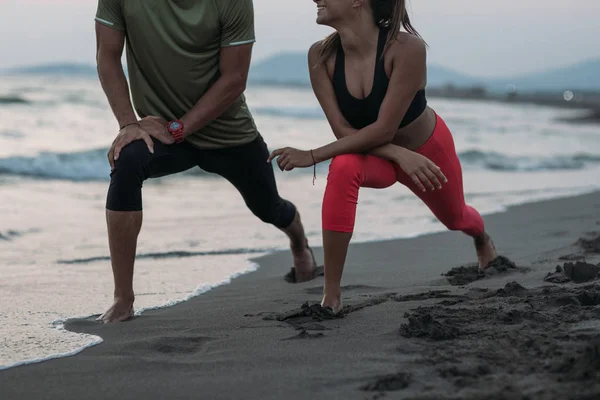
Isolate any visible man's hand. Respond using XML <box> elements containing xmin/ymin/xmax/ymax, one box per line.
<box><xmin>267</xmin><ymin>147</ymin><xmax>315</xmax><ymax>171</ymax></box>
<box><xmin>139</xmin><ymin>116</ymin><xmax>176</xmax><ymax>145</ymax></box>
<box><xmin>107</xmin><ymin>124</ymin><xmax>154</xmax><ymax>170</ymax></box>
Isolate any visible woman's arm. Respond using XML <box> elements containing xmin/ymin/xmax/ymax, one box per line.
<box><xmin>306</xmin><ymin>41</ymin><xmax>401</xmax><ymax>163</ymax></box>
<box><xmin>309</xmin><ymin>36</ymin><xmax>427</xmax><ymax>163</ymax></box>
<box><xmin>268</xmin><ymin>37</ymin><xmax>446</xmax><ymax>191</ymax></box>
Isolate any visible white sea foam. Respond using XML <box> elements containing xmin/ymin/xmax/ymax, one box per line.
<box><xmin>0</xmin><ymin>260</ymin><xmax>260</xmax><ymax>371</ymax></box>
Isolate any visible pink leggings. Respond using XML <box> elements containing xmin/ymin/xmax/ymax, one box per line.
<box><xmin>322</xmin><ymin>113</ymin><xmax>484</xmax><ymax>237</ymax></box>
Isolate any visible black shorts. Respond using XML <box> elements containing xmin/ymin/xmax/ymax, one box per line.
<box><xmin>106</xmin><ymin>135</ymin><xmax>296</xmax><ymax>229</ymax></box>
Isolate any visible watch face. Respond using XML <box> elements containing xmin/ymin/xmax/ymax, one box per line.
<box><xmin>169</xmin><ymin>121</ymin><xmax>181</xmax><ymax>130</ymax></box>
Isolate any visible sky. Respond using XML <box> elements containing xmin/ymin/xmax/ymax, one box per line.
<box><xmin>1</xmin><ymin>0</ymin><xmax>599</xmax><ymax>78</ymax></box>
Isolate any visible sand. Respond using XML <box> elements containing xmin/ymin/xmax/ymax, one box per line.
<box><xmin>1</xmin><ymin>191</ymin><xmax>600</xmax><ymax>399</ymax></box>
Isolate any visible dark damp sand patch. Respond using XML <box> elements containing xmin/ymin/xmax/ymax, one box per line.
<box><xmin>443</xmin><ymin>256</ymin><xmax>521</xmax><ymax>286</ymax></box>
<box><xmin>263</xmin><ymin>295</ymin><xmax>392</xmax><ymax>337</ymax></box>
<box><xmin>545</xmin><ymin>230</ymin><xmax>570</xmax><ymax>238</ymax></box>
<box><xmin>386</xmin><ymin>281</ymin><xmax>600</xmax><ymax>398</ymax></box>
<box><xmin>393</xmin><ymin>290</ymin><xmax>467</xmax><ymax>304</ymax></box>
<box><xmin>544</xmin><ymin>262</ymin><xmax>600</xmax><ymax>284</ymax></box>
<box><xmin>264</xmin><ymin>302</ymin><xmax>345</xmax><ymax>323</ymax></box>
<box><xmin>304</xmin><ymin>284</ymin><xmax>385</xmax><ymax>295</ymax></box>
<box><xmin>282</xmin><ymin>330</ymin><xmax>325</xmax><ymax>340</ymax></box>
<box><xmin>553</xmin><ymin>336</ymin><xmax>600</xmax><ymax>381</ymax></box>
<box><xmin>559</xmin><ymin>254</ymin><xmax>587</xmax><ymax>262</ymax></box>
<box><xmin>267</xmin><ymin>295</ymin><xmax>392</xmax><ymax>323</ymax></box>
<box><xmin>360</xmin><ymin>372</ymin><xmax>412</xmax><ymax>392</ymax></box>
<box><xmin>400</xmin><ymin>313</ymin><xmax>461</xmax><ymax>340</ymax></box>
<box><xmin>577</xmin><ymin>233</ymin><xmax>600</xmax><ymax>254</ymax></box>
<box><xmin>283</xmin><ymin>265</ymin><xmax>325</xmax><ymax>283</ymax></box>
<box><xmin>130</xmin><ymin>335</ymin><xmax>213</xmax><ymax>355</ymax></box>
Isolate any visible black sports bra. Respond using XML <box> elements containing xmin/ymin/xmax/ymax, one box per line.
<box><xmin>332</xmin><ymin>28</ymin><xmax>427</xmax><ymax>130</ymax></box>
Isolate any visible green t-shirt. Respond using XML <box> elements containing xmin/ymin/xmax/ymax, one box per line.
<box><xmin>95</xmin><ymin>0</ymin><xmax>258</xmax><ymax>149</ymax></box>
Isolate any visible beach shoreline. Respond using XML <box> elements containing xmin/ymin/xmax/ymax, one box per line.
<box><xmin>248</xmin><ymin>81</ymin><xmax>600</xmax><ymax>125</ymax></box>
<box><xmin>2</xmin><ymin>190</ymin><xmax>600</xmax><ymax>399</ymax></box>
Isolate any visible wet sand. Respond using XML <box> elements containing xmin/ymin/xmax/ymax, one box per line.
<box><xmin>1</xmin><ymin>191</ymin><xmax>600</xmax><ymax>399</ymax></box>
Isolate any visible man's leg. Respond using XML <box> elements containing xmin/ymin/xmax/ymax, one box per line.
<box><xmin>99</xmin><ymin>139</ymin><xmax>200</xmax><ymax>323</ymax></box>
<box><xmin>197</xmin><ymin>136</ymin><xmax>318</xmax><ymax>283</ymax></box>
<box><xmin>100</xmin><ymin>210</ymin><xmax>141</xmax><ymax>323</ymax></box>
<box><xmin>278</xmin><ymin>210</ymin><xmax>317</xmax><ymax>283</ymax></box>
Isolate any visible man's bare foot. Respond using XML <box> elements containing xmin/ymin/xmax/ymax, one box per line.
<box><xmin>321</xmin><ymin>293</ymin><xmax>342</xmax><ymax>314</ymax></box>
<box><xmin>97</xmin><ymin>296</ymin><xmax>134</xmax><ymax>323</ymax></box>
<box><xmin>291</xmin><ymin>246</ymin><xmax>318</xmax><ymax>283</ymax></box>
<box><xmin>475</xmin><ymin>233</ymin><xmax>498</xmax><ymax>271</ymax></box>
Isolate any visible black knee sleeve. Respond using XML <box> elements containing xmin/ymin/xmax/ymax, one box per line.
<box><xmin>250</xmin><ymin>198</ymin><xmax>296</xmax><ymax>229</ymax></box>
<box><xmin>106</xmin><ymin>141</ymin><xmax>152</xmax><ymax>211</ymax></box>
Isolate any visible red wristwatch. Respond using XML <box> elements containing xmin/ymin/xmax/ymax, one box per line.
<box><xmin>167</xmin><ymin>120</ymin><xmax>185</xmax><ymax>143</ymax></box>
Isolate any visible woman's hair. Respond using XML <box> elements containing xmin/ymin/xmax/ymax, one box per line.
<box><xmin>316</xmin><ymin>0</ymin><xmax>424</xmax><ymax>66</ymax></box>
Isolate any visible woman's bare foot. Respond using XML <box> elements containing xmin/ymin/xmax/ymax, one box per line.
<box><xmin>475</xmin><ymin>233</ymin><xmax>498</xmax><ymax>271</ymax></box>
<box><xmin>291</xmin><ymin>247</ymin><xmax>319</xmax><ymax>283</ymax></box>
<box><xmin>97</xmin><ymin>296</ymin><xmax>135</xmax><ymax>323</ymax></box>
<box><xmin>321</xmin><ymin>292</ymin><xmax>342</xmax><ymax>314</ymax></box>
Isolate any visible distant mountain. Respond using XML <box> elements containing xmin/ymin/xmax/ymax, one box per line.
<box><xmin>247</xmin><ymin>52</ymin><xmax>482</xmax><ymax>88</ymax></box>
<box><xmin>488</xmin><ymin>58</ymin><xmax>600</xmax><ymax>92</ymax></box>
<box><xmin>249</xmin><ymin>52</ymin><xmax>310</xmax><ymax>86</ymax></box>
<box><xmin>249</xmin><ymin>53</ymin><xmax>600</xmax><ymax>93</ymax></box>
<box><xmin>424</xmin><ymin>65</ymin><xmax>483</xmax><ymax>88</ymax></box>
<box><xmin>3</xmin><ymin>56</ymin><xmax>599</xmax><ymax>93</ymax></box>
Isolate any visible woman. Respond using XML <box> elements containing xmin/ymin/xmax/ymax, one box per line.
<box><xmin>268</xmin><ymin>0</ymin><xmax>501</xmax><ymax>314</ymax></box>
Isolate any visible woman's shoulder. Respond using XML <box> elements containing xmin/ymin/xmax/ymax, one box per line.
<box><xmin>308</xmin><ymin>40</ymin><xmax>324</xmax><ymax>61</ymax></box>
<box><xmin>308</xmin><ymin>39</ymin><xmax>336</xmax><ymax>74</ymax></box>
<box><xmin>386</xmin><ymin>31</ymin><xmax>427</xmax><ymax>59</ymax></box>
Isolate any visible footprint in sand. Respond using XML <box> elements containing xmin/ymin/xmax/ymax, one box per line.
<box><xmin>303</xmin><ymin>284</ymin><xmax>385</xmax><ymax>295</ymax></box>
<box><xmin>443</xmin><ymin>256</ymin><xmax>523</xmax><ymax>286</ymax></box>
<box><xmin>544</xmin><ymin>261</ymin><xmax>600</xmax><ymax>284</ymax></box>
<box><xmin>281</xmin><ymin>329</ymin><xmax>325</xmax><ymax>341</ymax></box>
<box><xmin>393</xmin><ymin>290</ymin><xmax>465</xmax><ymax>303</ymax></box>
<box><xmin>360</xmin><ymin>372</ymin><xmax>412</xmax><ymax>392</ymax></box>
<box><xmin>576</xmin><ymin>233</ymin><xmax>600</xmax><ymax>253</ymax></box>
<box><xmin>130</xmin><ymin>335</ymin><xmax>213</xmax><ymax>355</ymax></box>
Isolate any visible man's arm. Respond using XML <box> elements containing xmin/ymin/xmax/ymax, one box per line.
<box><xmin>95</xmin><ymin>22</ymin><xmax>137</xmax><ymax>128</ymax></box>
<box><xmin>307</xmin><ymin>41</ymin><xmax>402</xmax><ymax>163</ymax></box>
<box><xmin>179</xmin><ymin>43</ymin><xmax>252</xmax><ymax>137</ymax></box>
<box><xmin>179</xmin><ymin>0</ymin><xmax>255</xmax><ymax>137</ymax></box>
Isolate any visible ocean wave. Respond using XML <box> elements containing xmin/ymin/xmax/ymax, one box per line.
<box><xmin>0</xmin><ymin>149</ymin><xmax>111</xmax><ymax>181</ymax></box>
<box><xmin>57</xmin><ymin>247</ymin><xmax>274</xmax><ymax>264</ymax></box>
<box><xmin>0</xmin><ymin>147</ymin><xmax>317</xmax><ymax>181</ymax></box>
<box><xmin>254</xmin><ymin>106</ymin><xmax>324</xmax><ymax>120</ymax></box>
<box><xmin>0</xmin><ymin>95</ymin><xmax>30</xmax><ymax>105</ymax></box>
<box><xmin>458</xmin><ymin>150</ymin><xmax>600</xmax><ymax>171</ymax></box>
<box><xmin>2</xmin><ymin>147</ymin><xmax>600</xmax><ymax>182</ymax></box>
<box><xmin>0</xmin><ymin>130</ymin><xmax>23</xmax><ymax>138</ymax></box>
<box><xmin>0</xmin><ymin>148</ymin><xmax>221</xmax><ymax>181</ymax></box>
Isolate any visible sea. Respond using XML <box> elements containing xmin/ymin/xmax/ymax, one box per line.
<box><xmin>1</xmin><ymin>73</ymin><xmax>600</xmax><ymax>369</ymax></box>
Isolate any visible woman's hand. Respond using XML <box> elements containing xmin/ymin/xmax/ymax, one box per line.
<box><xmin>395</xmin><ymin>147</ymin><xmax>448</xmax><ymax>192</ymax></box>
<box><xmin>267</xmin><ymin>147</ymin><xmax>315</xmax><ymax>171</ymax></box>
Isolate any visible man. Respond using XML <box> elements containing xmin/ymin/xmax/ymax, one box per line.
<box><xmin>95</xmin><ymin>0</ymin><xmax>319</xmax><ymax>323</ymax></box>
